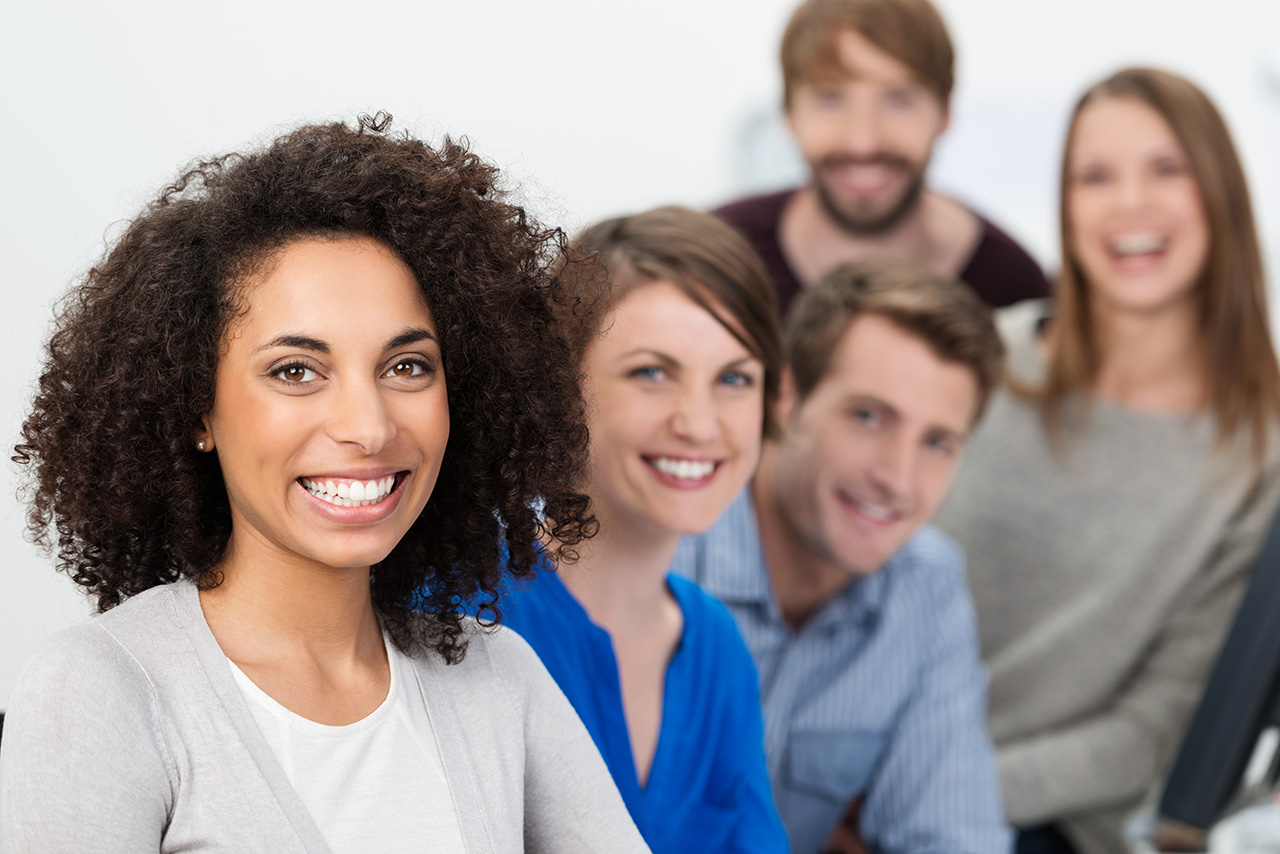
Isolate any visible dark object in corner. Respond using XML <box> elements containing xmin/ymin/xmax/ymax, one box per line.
<box><xmin>1158</xmin><ymin>503</ymin><xmax>1280</xmax><ymax>832</ymax></box>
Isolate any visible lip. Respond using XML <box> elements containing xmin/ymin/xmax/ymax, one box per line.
<box><xmin>820</xmin><ymin>155</ymin><xmax>907</xmax><ymax>198</ymax></box>
<box><xmin>642</xmin><ymin>455</ymin><xmax>721</xmax><ymax>490</ymax></box>
<box><xmin>835</xmin><ymin>488</ymin><xmax>901</xmax><ymax>528</ymax></box>
<box><xmin>296</xmin><ymin>470</ymin><xmax>410</xmax><ymax>524</ymax></box>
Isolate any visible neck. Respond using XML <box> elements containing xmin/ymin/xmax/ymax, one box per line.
<box><xmin>781</xmin><ymin>186</ymin><xmax>977</xmax><ymax>286</ymax></box>
<box><xmin>199</xmin><ymin>530</ymin><xmax>383</xmax><ymax>666</ymax></box>
<box><xmin>1089</xmin><ymin>300</ymin><xmax>1207</xmax><ymax>413</ymax></box>
<box><xmin>752</xmin><ymin>446</ymin><xmax>853</xmax><ymax>628</ymax></box>
<box><xmin>558</xmin><ymin>499</ymin><xmax>681</xmax><ymax>635</ymax></box>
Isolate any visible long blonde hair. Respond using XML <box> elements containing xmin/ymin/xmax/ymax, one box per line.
<box><xmin>1041</xmin><ymin>67</ymin><xmax>1280</xmax><ymax>456</ymax></box>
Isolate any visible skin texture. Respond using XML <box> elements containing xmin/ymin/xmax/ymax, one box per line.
<box><xmin>563</xmin><ymin>280</ymin><xmax>766</xmax><ymax>785</ymax></box>
<box><xmin>755</xmin><ymin>313</ymin><xmax>978</xmax><ymax>625</ymax></box>
<box><xmin>786</xmin><ymin>27</ymin><xmax>947</xmax><ymax>235</ymax></box>
<box><xmin>196</xmin><ymin>235</ymin><xmax>451</xmax><ymax>725</ymax></box>
<box><xmin>582</xmin><ymin>281</ymin><xmax>766</xmax><ymax>543</ymax></box>
<box><xmin>1065</xmin><ymin>96</ymin><xmax>1212</xmax><ymax>415</ymax></box>
<box><xmin>1067</xmin><ymin>96</ymin><xmax>1209</xmax><ymax>323</ymax></box>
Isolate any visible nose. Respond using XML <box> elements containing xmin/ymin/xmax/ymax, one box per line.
<box><xmin>867</xmin><ymin>432</ymin><xmax>914</xmax><ymax>500</ymax></box>
<box><xmin>839</xmin><ymin>96</ymin><xmax>883</xmax><ymax>157</ymax></box>
<box><xmin>670</xmin><ymin>385</ymin><xmax>720</xmax><ymax>445</ymax></box>
<box><xmin>325</xmin><ymin>379</ymin><xmax>396</xmax><ymax>455</ymax></box>
<box><xmin>1115</xmin><ymin>169</ymin><xmax>1151</xmax><ymax>212</ymax></box>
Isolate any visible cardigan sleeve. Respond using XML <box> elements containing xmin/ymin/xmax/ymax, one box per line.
<box><xmin>484</xmin><ymin>627</ymin><xmax>651</xmax><ymax>854</ymax></box>
<box><xmin>998</xmin><ymin>460</ymin><xmax>1280</xmax><ymax>824</ymax></box>
<box><xmin>0</xmin><ymin>625</ymin><xmax>172</xmax><ymax>853</ymax></box>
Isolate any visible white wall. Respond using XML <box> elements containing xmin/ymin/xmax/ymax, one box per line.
<box><xmin>3</xmin><ymin>0</ymin><xmax>1278</xmax><ymax>707</ymax></box>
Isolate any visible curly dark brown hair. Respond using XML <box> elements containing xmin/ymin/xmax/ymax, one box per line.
<box><xmin>13</xmin><ymin>113</ymin><xmax>594</xmax><ymax>663</ymax></box>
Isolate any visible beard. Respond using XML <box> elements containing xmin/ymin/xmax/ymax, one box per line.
<box><xmin>811</xmin><ymin>153</ymin><xmax>926</xmax><ymax>236</ymax></box>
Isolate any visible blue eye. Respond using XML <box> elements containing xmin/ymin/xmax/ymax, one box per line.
<box><xmin>884</xmin><ymin>88</ymin><xmax>916</xmax><ymax>110</ymax></box>
<box><xmin>272</xmin><ymin>362</ymin><xmax>317</xmax><ymax>384</ymax></box>
<box><xmin>925</xmin><ymin>434</ymin><xmax>957</xmax><ymax>456</ymax></box>
<box><xmin>849</xmin><ymin>407</ymin><xmax>880</xmax><ymax>427</ymax></box>
<box><xmin>718</xmin><ymin>370</ymin><xmax>754</xmax><ymax>389</ymax></box>
<box><xmin>631</xmin><ymin>366</ymin><xmax>666</xmax><ymax>382</ymax></box>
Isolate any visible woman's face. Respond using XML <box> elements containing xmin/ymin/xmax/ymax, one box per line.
<box><xmin>1066</xmin><ymin>95</ymin><xmax>1210</xmax><ymax>320</ymax></box>
<box><xmin>199</xmin><ymin>235</ymin><xmax>450</xmax><ymax>573</ymax></box>
<box><xmin>582</xmin><ymin>280</ymin><xmax>765</xmax><ymax>538</ymax></box>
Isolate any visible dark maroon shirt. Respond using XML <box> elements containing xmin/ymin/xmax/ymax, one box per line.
<box><xmin>714</xmin><ymin>188</ymin><xmax>1050</xmax><ymax>316</ymax></box>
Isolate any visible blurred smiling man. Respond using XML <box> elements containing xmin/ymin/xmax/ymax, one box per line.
<box><xmin>717</xmin><ymin>0</ymin><xmax>1048</xmax><ymax>316</ymax></box>
<box><xmin>674</xmin><ymin>260</ymin><xmax>1010</xmax><ymax>854</ymax></box>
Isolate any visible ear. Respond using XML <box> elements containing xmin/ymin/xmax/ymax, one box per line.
<box><xmin>194</xmin><ymin>416</ymin><xmax>214</xmax><ymax>453</ymax></box>
<box><xmin>777</xmin><ymin>366</ymin><xmax>801</xmax><ymax>425</ymax></box>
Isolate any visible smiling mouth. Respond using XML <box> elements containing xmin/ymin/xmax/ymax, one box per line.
<box><xmin>646</xmin><ymin>456</ymin><xmax>718</xmax><ymax>481</ymax></box>
<box><xmin>836</xmin><ymin>489</ymin><xmax>900</xmax><ymax>525</ymax></box>
<box><xmin>1109</xmin><ymin>232</ymin><xmax>1169</xmax><ymax>259</ymax></box>
<box><xmin>299</xmin><ymin>473</ymin><xmax>404</xmax><ymax>507</ymax></box>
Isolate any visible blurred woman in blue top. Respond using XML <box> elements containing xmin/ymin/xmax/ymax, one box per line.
<box><xmin>502</xmin><ymin>206</ymin><xmax>788</xmax><ymax>852</ymax></box>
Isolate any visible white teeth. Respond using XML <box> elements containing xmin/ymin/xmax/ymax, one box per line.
<box><xmin>853</xmin><ymin>498</ymin><xmax>894</xmax><ymax>521</ymax></box>
<box><xmin>652</xmin><ymin>458</ymin><xmax>715</xmax><ymax>480</ymax></box>
<box><xmin>1111</xmin><ymin>233</ymin><xmax>1166</xmax><ymax>256</ymax></box>
<box><xmin>301</xmin><ymin>476</ymin><xmax>396</xmax><ymax>507</ymax></box>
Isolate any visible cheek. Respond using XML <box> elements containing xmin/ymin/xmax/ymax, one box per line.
<box><xmin>916</xmin><ymin>459</ymin><xmax>960</xmax><ymax>516</ymax></box>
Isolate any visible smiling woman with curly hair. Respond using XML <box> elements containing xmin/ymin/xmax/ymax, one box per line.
<box><xmin>0</xmin><ymin>114</ymin><xmax>649</xmax><ymax>853</ymax></box>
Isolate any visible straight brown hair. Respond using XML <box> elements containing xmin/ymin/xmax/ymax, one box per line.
<box><xmin>556</xmin><ymin>206</ymin><xmax>784</xmax><ymax>439</ymax></box>
<box><xmin>1042</xmin><ymin>67</ymin><xmax>1280</xmax><ymax>457</ymax></box>
<box><xmin>780</xmin><ymin>0</ymin><xmax>954</xmax><ymax>107</ymax></box>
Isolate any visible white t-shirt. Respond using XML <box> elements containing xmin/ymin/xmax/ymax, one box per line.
<box><xmin>229</xmin><ymin>635</ymin><xmax>466</xmax><ymax>853</ymax></box>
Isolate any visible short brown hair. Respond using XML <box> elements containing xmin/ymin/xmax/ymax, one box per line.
<box><xmin>786</xmin><ymin>259</ymin><xmax>1004</xmax><ymax>422</ymax></box>
<box><xmin>781</xmin><ymin>0</ymin><xmax>955</xmax><ymax>106</ymax></box>
<box><xmin>557</xmin><ymin>206</ymin><xmax>784</xmax><ymax>438</ymax></box>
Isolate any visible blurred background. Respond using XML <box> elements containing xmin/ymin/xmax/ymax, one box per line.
<box><xmin>2</xmin><ymin>0</ymin><xmax>1279</xmax><ymax>709</ymax></box>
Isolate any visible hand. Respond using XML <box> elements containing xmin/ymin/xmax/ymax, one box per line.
<box><xmin>821</xmin><ymin>797</ymin><xmax>869</xmax><ymax>854</ymax></box>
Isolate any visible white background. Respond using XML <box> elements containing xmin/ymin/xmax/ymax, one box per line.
<box><xmin>3</xmin><ymin>0</ymin><xmax>1280</xmax><ymax>707</ymax></box>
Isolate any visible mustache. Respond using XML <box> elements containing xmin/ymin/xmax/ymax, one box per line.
<box><xmin>817</xmin><ymin>153</ymin><xmax>912</xmax><ymax>172</ymax></box>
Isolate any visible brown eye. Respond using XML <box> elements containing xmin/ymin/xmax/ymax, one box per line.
<box><xmin>273</xmin><ymin>363</ymin><xmax>316</xmax><ymax>383</ymax></box>
<box><xmin>385</xmin><ymin>359</ymin><xmax>429</xmax><ymax>379</ymax></box>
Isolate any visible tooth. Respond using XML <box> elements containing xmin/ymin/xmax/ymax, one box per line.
<box><xmin>363</xmin><ymin>480</ymin><xmax>378</xmax><ymax>498</ymax></box>
<box><xmin>350</xmin><ymin>481</ymin><xmax>365</xmax><ymax>501</ymax></box>
<box><xmin>325</xmin><ymin>479</ymin><xmax>337</xmax><ymax>497</ymax></box>
<box><xmin>337</xmin><ymin>482</ymin><xmax>350</xmax><ymax>499</ymax></box>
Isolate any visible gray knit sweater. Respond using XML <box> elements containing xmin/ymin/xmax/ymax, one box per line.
<box><xmin>935</xmin><ymin>301</ymin><xmax>1280</xmax><ymax>854</ymax></box>
<box><xmin>0</xmin><ymin>580</ymin><xmax>650</xmax><ymax>853</ymax></box>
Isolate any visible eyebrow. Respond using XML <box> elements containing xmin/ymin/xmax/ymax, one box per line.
<box><xmin>254</xmin><ymin>327</ymin><xmax>437</xmax><ymax>355</ymax></box>
<box><xmin>621</xmin><ymin>350</ymin><xmax>760</xmax><ymax>369</ymax></box>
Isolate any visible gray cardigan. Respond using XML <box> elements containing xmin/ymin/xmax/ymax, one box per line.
<box><xmin>0</xmin><ymin>580</ymin><xmax>650</xmax><ymax>853</ymax></box>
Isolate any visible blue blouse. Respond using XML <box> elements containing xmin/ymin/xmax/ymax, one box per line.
<box><xmin>501</xmin><ymin>569</ymin><xmax>787</xmax><ymax>854</ymax></box>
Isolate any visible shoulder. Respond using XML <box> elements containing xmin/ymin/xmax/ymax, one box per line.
<box><xmin>712</xmin><ymin>189</ymin><xmax>795</xmax><ymax>235</ymax></box>
<box><xmin>12</xmin><ymin>585</ymin><xmax>182</xmax><ymax>708</ymax></box>
<box><xmin>961</xmin><ymin>211</ymin><xmax>1051</xmax><ymax>306</ymax></box>
<box><xmin>409</xmin><ymin>617</ymin><xmax>549</xmax><ymax>711</ymax></box>
<box><xmin>882</xmin><ymin>526</ymin><xmax>973</xmax><ymax>614</ymax></box>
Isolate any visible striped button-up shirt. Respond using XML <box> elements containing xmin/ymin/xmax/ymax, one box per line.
<box><xmin>672</xmin><ymin>491</ymin><xmax>1011</xmax><ymax>854</ymax></box>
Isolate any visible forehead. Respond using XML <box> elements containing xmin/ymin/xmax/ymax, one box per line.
<box><xmin>804</xmin><ymin>313</ymin><xmax>978</xmax><ymax>430</ymax></box>
<box><xmin>232</xmin><ymin>236</ymin><xmax>434</xmax><ymax>340</ymax></box>
<box><xmin>802</xmin><ymin>26</ymin><xmax>929</xmax><ymax>91</ymax></box>
<box><xmin>592</xmin><ymin>280</ymin><xmax>754</xmax><ymax>361</ymax></box>
<box><xmin>1070</xmin><ymin>96</ymin><xmax>1185</xmax><ymax>164</ymax></box>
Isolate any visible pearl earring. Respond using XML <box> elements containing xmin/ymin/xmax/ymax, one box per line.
<box><xmin>196</xmin><ymin>439</ymin><xmax>207</xmax><ymax>451</ymax></box>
